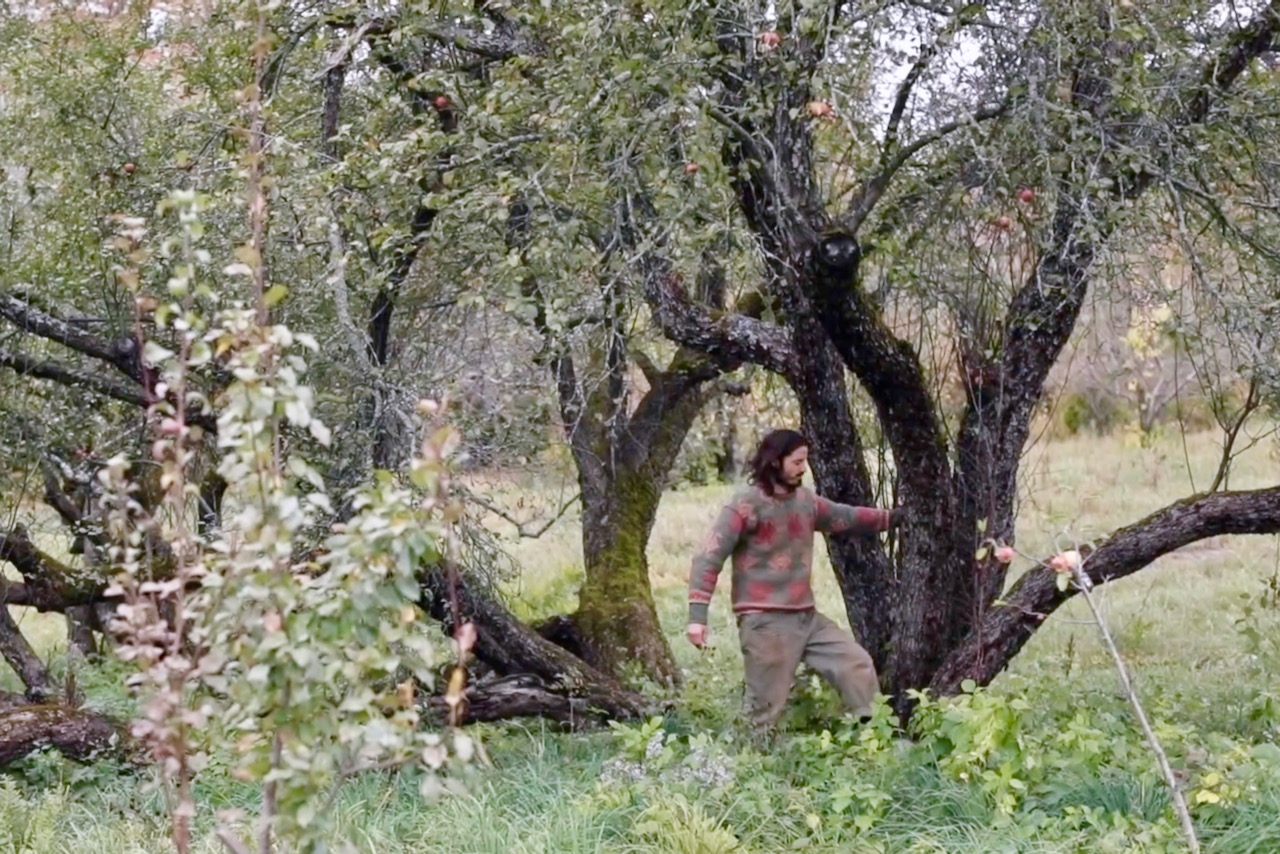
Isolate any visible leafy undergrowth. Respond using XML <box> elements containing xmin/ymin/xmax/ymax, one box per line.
<box><xmin>6</xmin><ymin>429</ymin><xmax>1280</xmax><ymax>852</ymax></box>
<box><xmin>6</xmin><ymin>638</ymin><xmax>1280</xmax><ymax>853</ymax></box>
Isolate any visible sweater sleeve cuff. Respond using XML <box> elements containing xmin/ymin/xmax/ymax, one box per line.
<box><xmin>856</xmin><ymin>507</ymin><xmax>891</xmax><ymax>533</ymax></box>
<box><xmin>688</xmin><ymin>602</ymin><xmax>710</xmax><ymax>624</ymax></box>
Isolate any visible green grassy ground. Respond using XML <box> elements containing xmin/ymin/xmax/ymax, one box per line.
<box><xmin>4</xmin><ymin>429</ymin><xmax>1280</xmax><ymax>853</ymax></box>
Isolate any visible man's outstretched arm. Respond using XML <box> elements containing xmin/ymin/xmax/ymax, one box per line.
<box><xmin>813</xmin><ymin>496</ymin><xmax>897</xmax><ymax>535</ymax></box>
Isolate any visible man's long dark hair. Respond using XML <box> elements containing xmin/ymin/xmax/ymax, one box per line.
<box><xmin>748</xmin><ymin>429</ymin><xmax>808</xmax><ymax>493</ymax></box>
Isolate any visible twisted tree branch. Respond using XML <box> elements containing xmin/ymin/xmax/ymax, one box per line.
<box><xmin>0</xmin><ymin>293</ymin><xmax>135</xmax><ymax>375</ymax></box>
<box><xmin>1</xmin><ymin>526</ymin><xmax>108</xmax><ymax>612</ymax></box>
<box><xmin>0</xmin><ymin>347</ymin><xmax>149</xmax><ymax>407</ymax></box>
<box><xmin>932</xmin><ymin>485</ymin><xmax>1280</xmax><ymax>693</ymax></box>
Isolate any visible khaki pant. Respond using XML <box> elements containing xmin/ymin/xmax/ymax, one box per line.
<box><xmin>736</xmin><ymin>609</ymin><xmax>878</xmax><ymax>730</ymax></box>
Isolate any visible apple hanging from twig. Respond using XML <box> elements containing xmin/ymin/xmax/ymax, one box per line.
<box><xmin>807</xmin><ymin>100</ymin><xmax>834</xmax><ymax>119</ymax></box>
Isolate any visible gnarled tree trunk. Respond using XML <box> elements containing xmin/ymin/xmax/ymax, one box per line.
<box><xmin>643</xmin><ymin>2</ymin><xmax>1280</xmax><ymax>720</ymax></box>
<box><xmin>574</xmin><ymin>472</ymin><xmax>676</xmax><ymax>685</ymax></box>
<box><xmin>509</xmin><ymin>193</ymin><xmax>737</xmax><ymax>687</ymax></box>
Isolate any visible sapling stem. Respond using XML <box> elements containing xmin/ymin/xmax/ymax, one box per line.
<box><xmin>1072</xmin><ymin>564</ymin><xmax>1200</xmax><ymax>854</ymax></box>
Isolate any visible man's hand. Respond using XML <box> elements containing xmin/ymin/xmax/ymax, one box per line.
<box><xmin>687</xmin><ymin>622</ymin><xmax>708</xmax><ymax>648</ymax></box>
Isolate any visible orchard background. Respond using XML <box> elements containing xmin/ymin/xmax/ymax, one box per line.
<box><xmin>3</xmin><ymin>1</ymin><xmax>1280</xmax><ymax>851</ymax></box>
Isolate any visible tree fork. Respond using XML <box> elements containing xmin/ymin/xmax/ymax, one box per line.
<box><xmin>806</xmin><ymin>232</ymin><xmax>967</xmax><ymax>704</ymax></box>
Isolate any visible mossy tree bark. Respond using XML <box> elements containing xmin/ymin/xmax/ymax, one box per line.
<box><xmin>0</xmin><ymin>691</ymin><xmax>131</xmax><ymax>768</ymax></box>
<box><xmin>569</xmin><ymin>383</ymin><xmax>713</xmax><ymax>687</ymax></box>
<box><xmin>507</xmin><ymin>191</ymin><xmax>746</xmax><ymax>687</ymax></box>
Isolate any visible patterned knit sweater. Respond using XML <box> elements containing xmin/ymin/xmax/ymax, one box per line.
<box><xmin>687</xmin><ymin>486</ymin><xmax>892</xmax><ymax>624</ymax></box>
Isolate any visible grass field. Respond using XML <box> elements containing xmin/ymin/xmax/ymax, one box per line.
<box><xmin>4</xmin><ymin>428</ymin><xmax>1280</xmax><ymax>853</ymax></box>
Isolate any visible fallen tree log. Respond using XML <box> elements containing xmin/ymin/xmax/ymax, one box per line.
<box><xmin>425</xmin><ymin>673</ymin><xmax>636</xmax><ymax>729</ymax></box>
<box><xmin>0</xmin><ymin>693</ymin><xmax>128</xmax><ymax>768</ymax></box>
<box><xmin>418</xmin><ymin>563</ymin><xmax>650</xmax><ymax>724</ymax></box>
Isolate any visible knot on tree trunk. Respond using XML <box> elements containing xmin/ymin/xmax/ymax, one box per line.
<box><xmin>813</xmin><ymin>231</ymin><xmax>862</xmax><ymax>281</ymax></box>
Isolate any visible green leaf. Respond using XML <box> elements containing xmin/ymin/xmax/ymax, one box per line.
<box><xmin>264</xmin><ymin>284</ymin><xmax>288</xmax><ymax>307</ymax></box>
<box><xmin>309</xmin><ymin>419</ymin><xmax>332</xmax><ymax>447</ymax></box>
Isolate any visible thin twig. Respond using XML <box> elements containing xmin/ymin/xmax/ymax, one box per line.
<box><xmin>257</xmin><ymin>727</ymin><xmax>283</xmax><ymax>854</ymax></box>
<box><xmin>1208</xmin><ymin>374</ymin><xmax>1261</xmax><ymax>493</ymax></box>
<box><xmin>882</xmin><ymin>8</ymin><xmax>964</xmax><ymax>156</ymax></box>
<box><xmin>215</xmin><ymin>828</ymin><xmax>252</xmax><ymax>854</ymax></box>
<box><xmin>1072</xmin><ymin>565</ymin><xmax>1201</xmax><ymax>854</ymax></box>
<box><xmin>461</xmin><ymin>488</ymin><xmax>579</xmax><ymax>539</ymax></box>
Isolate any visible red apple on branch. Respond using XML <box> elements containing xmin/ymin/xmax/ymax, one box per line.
<box><xmin>807</xmin><ymin>100</ymin><xmax>834</xmax><ymax>119</ymax></box>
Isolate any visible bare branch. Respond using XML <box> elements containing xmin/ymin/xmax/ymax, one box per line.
<box><xmin>331</xmin><ymin>14</ymin><xmax>546</xmax><ymax>62</ymax></box>
<box><xmin>0</xmin><ymin>526</ymin><xmax>108</xmax><ymax>612</ymax></box>
<box><xmin>420</xmin><ymin>22</ymin><xmax>546</xmax><ymax>60</ymax></box>
<box><xmin>643</xmin><ymin>264</ymin><xmax>795</xmax><ymax>377</ymax></box>
<box><xmin>0</xmin><ymin>346</ymin><xmax>148</xmax><ymax>407</ymax></box>
<box><xmin>1070</xmin><ymin>569</ymin><xmax>1201</xmax><ymax>852</ymax></box>
<box><xmin>461</xmin><ymin>488</ymin><xmax>579</xmax><ymax>539</ymax></box>
<box><xmin>624</xmin><ymin>186</ymin><xmax>795</xmax><ymax>377</ymax></box>
<box><xmin>1126</xmin><ymin>0</ymin><xmax>1280</xmax><ymax>197</ymax></box>
<box><xmin>0</xmin><ymin>604</ymin><xmax>51</xmax><ymax>699</ymax></box>
<box><xmin>847</xmin><ymin>100</ymin><xmax>1009</xmax><ymax>233</ymax></box>
<box><xmin>1183</xmin><ymin>0</ymin><xmax>1280</xmax><ymax>125</ymax></box>
<box><xmin>0</xmin><ymin>292</ymin><xmax>135</xmax><ymax>377</ymax></box>
<box><xmin>882</xmin><ymin>10</ymin><xmax>968</xmax><ymax>156</ymax></box>
<box><xmin>1208</xmin><ymin>375</ymin><xmax>1262</xmax><ymax>493</ymax></box>
<box><xmin>0</xmin><ymin>295</ymin><xmax>222</xmax><ymax>431</ymax></box>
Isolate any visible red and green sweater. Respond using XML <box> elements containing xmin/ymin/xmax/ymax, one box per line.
<box><xmin>688</xmin><ymin>486</ymin><xmax>892</xmax><ymax>625</ymax></box>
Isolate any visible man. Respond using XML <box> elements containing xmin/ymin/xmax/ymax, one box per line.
<box><xmin>686</xmin><ymin>429</ymin><xmax>898</xmax><ymax>731</ymax></box>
